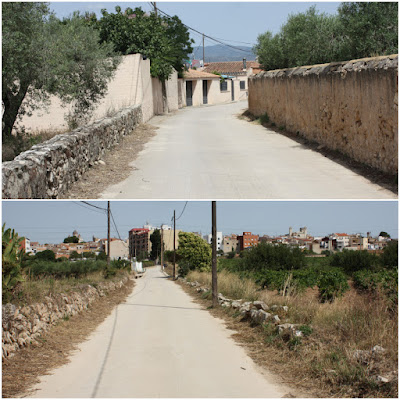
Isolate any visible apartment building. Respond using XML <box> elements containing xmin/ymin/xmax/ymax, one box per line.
<box><xmin>237</xmin><ymin>232</ymin><xmax>259</xmax><ymax>251</ymax></box>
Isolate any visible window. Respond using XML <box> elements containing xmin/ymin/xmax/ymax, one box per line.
<box><xmin>220</xmin><ymin>81</ymin><xmax>228</xmax><ymax>92</ymax></box>
<box><xmin>240</xmin><ymin>81</ymin><xmax>246</xmax><ymax>90</ymax></box>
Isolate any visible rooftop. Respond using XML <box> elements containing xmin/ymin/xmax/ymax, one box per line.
<box><xmin>183</xmin><ymin>68</ymin><xmax>220</xmax><ymax>80</ymax></box>
<box><xmin>203</xmin><ymin>61</ymin><xmax>260</xmax><ymax>75</ymax></box>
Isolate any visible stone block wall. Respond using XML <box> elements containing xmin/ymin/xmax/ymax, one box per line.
<box><xmin>2</xmin><ymin>105</ymin><xmax>142</xmax><ymax>199</ymax></box>
<box><xmin>2</xmin><ymin>276</ymin><xmax>130</xmax><ymax>360</ymax></box>
<box><xmin>248</xmin><ymin>55</ymin><xmax>398</xmax><ymax>174</ymax></box>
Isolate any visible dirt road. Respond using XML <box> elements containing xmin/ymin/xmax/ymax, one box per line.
<box><xmin>100</xmin><ymin>101</ymin><xmax>395</xmax><ymax>199</ymax></box>
<box><xmin>28</xmin><ymin>266</ymin><xmax>292</xmax><ymax>398</ymax></box>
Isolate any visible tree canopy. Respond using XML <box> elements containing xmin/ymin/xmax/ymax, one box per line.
<box><xmin>177</xmin><ymin>232</ymin><xmax>211</xmax><ymax>276</ymax></box>
<box><xmin>87</xmin><ymin>6</ymin><xmax>193</xmax><ymax>80</ymax></box>
<box><xmin>64</xmin><ymin>236</ymin><xmax>79</xmax><ymax>243</ymax></box>
<box><xmin>2</xmin><ymin>2</ymin><xmax>120</xmax><ymax>138</ymax></box>
<box><xmin>150</xmin><ymin>229</ymin><xmax>162</xmax><ymax>260</ymax></box>
<box><xmin>255</xmin><ymin>2</ymin><xmax>398</xmax><ymax>71</ymax></box>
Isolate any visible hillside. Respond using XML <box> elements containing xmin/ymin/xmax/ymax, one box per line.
<box><xmin>191</xmin><ymin>44</ymin><xmax>256</xmax><ymax>62</ymax></box>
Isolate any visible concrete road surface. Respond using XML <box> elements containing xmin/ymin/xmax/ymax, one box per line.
<box><xmin>100</xmin><ymin>101</ymin><xmax>395</xmax><ymax>199</ymax></box>
<box><xmin>29</xmin><ymin>266</ymin><xmax>292</xmax><ymax>398</ymax></box>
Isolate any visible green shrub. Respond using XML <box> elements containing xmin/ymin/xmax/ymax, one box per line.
<box><xmin>317</xmin><ymin>268</ymin><xmax>349</xmax><ymax>303</ymax></box>
<box><xmin>331</xmin><ymin>250</ymin><xmax>378</xmax><ymax>275</ymax></box>
<box><xmin>381</xmin><ymin>241</ymin><xmax>398</xmax><ymax>268</ymax></box>
<box><xmin>241</xmin><ymin>243</ymin><xmax>306</xmax><ymax>273</ymax></box>
<box><xmin>353</xmin><ymin>268</ymin><xmax>398</xmax><ymax>306</ymax></box>
<box><xmin>259</xmin><ymin>113</ymin><xmax>270</xmax><ymax>124</ymax></box>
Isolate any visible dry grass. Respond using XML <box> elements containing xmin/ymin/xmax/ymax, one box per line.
<box><xmin>13</xmin><ymin>271</ymin><xmax>126</xmax><ymax>306</ymax></box>
<box><xmin>185</xmin><ymin>270</ymin><xmax>398</xmax><ymax>398</ymax></box>
<box><xmin>2</xmin><ymin>275</ymin><xmax>135</xmax><ymax>398</ymax></box>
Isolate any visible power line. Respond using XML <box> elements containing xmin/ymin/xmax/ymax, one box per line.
<box><xmin>72</xmin><ymin>201</ymin><xmax>106</xmax><ymax>215</ymax></box>
<box><xmin>155</xmin><ymin>6</ymin><xmax>254</xmax><ymax>56</ymax></box>
<box><xmin>81</xmin><ymin>201</ymin><xmax>108</xmax><ymax>211</ymax></box>
<box><xmin>175</xmin><ymin>201</ymin><xmax>188</xmax><ymax>221</ymax></box>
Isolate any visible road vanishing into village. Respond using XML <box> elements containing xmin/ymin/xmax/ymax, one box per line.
<box><xmin>29</xmin><ymin>266</ymin><xmax>291</xmax><ymax>398</ymax></box>
<box><xmin>100</xmin><ymin>101</ymin><xmax>395</xmax><ymax>199</ymax></box>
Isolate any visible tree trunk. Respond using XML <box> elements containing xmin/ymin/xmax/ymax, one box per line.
<box><xmin>2</xmin><ymin>83</ymin><xmax>29</xmax><ymax>140</ymax></box>
<box><xmin>161</xmin><ymin>80</ymin><xmax>168</xmax><ymax>114</ymax></box>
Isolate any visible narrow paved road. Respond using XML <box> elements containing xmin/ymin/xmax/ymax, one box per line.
<box><xmin>30</xmin><ymin>267</ymin><xmax>291</xmax><ymax>398</ymax></box>
<box><xmin>100</xmin><ymin>101</ymin><xmax>395</xmax><ymax>199</ymax></box>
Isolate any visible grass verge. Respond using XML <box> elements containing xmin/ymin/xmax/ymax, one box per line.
<box><xmin>181</xmin><ymin>270</ymin><xmax>398</xmax><ymax>398</ymax></box>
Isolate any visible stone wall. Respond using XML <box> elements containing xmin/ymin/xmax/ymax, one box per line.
<box><xmin>2</xmin><ymin>276</ymin><xmax>131</xmax><ymax>360</ymax></box>
<box><xmin>248</xmin><ymin>55</ymin><xmax>398</xmax><ymax>174</ymax></box>
<box><xmin>2</xmin><ymin>105</ymin><xmax>142</xmax><ymax>199</ymax></box>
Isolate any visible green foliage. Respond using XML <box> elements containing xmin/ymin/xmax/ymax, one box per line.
<box><xmin>2</xmin><ymin>3</ymin><xmax>119</xmax><ymax>137</ymax></box>
<box><xmin>353</xmin><ymin>268</ymin><xmax>398</xmax><ymax>307</ymax></box>
<box><xmin>111</xmin><ymin>258</ymin><xmax>130</xmax><ymax>269</ymax></box>
<box><xmin>35</xmin><ymin>249</ymin><xmax>56</xmax><ymax>262</ymax></box>
<box><xmin>150</xmin><ymin>229</ymin><xmax>161</xmax><ymax>261</ymax></box>
<box><xmin>90</xmin><ymin>6</ymin><xmax>193</xmax><ymax>81</ymax></box>
<box><xmin>255</xmin><ymin>3</ymin><xmax>398</xmax><ymax>71</ymax></box>
<box><xmin>96</xmin><ymin>251</ymin><xmax>107</xmax><ymax>261</ymax></box>
<box><xmin>64</xmin><ymin>236</ymin><xmax>79</xmax><ymax>243</ymax></box>
<box><xmin>298</xmin><ymin>325</ymin><xmax>313</xmax><ymax>337</ymax></box>
<box><xmin>338</xmin><ymin>2</ymin><xmax>398</xmax><ymax>59</ymax></box>
<box><xmin>177</xmin><ymin>232</ymin><xmax>211</xmax><ymax>276</ymax></box>
<box><xmin>241</xmin><ymin>243</ymin><xmax>306</xmax><ymax>273</ymax></box>
<box><xmin>317</xmin><ymin>268</ymin><xmax>349</xmax><ymax>303</ymax></box>
<box><xmin>227</xmin><ymin>251</ymin><xmax>236</xmax><ymax>259</ymax></box>
<box><xmin>330</xmin><ymin>250</ymin><xmax>379</xmax><ymax>275</ymax></box>
<box><xmin>69</xmin><ymin>251</ymin><xmax>81</xmax><ymax>260</ymax></box>
<box><xmin>381</xmin><ymin>241</ymin><xmax>398</xmax><ymax>268</ymax></box>
<box><xmin>163</xmin><ymin>250</ymin><xmax>174</xmax><ymax>263</ymax></box>
<box><xmin>2</xmin><ymin>224</ymin><xmax>25</xmax><ymax>302</ymax></box>
<box><xmin>379</xmin><ymin>231</ymin><xmax>391</xmax><ymax>238</ymax></box>
<box><xmin>259</xmin><ymin>113</ymin><xmax>269</xmax><ymax>124</ymax></box>
<box><xmin>27</xmin><ymin>259</ymin><xmax>108</xmax><ymax>279</ymax></box>
<box><xmin>83</xmin><ymin>251</ymin><xmax>96</xmax><ymax>259</ymax></box>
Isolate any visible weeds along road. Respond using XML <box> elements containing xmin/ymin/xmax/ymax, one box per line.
<box><xmin>29</xmin><ymin>266</ymin><xmax>290</xmax><ymax>398</ymax></box>
<box><xmin>100</xmin><ymin>101</ymin><xmax>395</xmax><ymax>199</ymax></box>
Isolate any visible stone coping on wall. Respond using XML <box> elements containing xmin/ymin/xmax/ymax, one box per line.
<box><xmin>2</xmin><ymin>104</ymin><xmax>143</xmax><ymax>199</ymax></box>
<box><xmin>2</xmin><ymin>276</ymin><xmax>131</xmax><ymax>360</ymax></box>
<box><xmin>250</xmin><ymin>54</ymin><xmax>398</xmax><ymax>80</ymax></box>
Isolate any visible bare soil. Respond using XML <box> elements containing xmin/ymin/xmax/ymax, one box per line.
<box><xmin>239</xmin><ymin>110</ymin><xmax>398</xmax><ymax>195</ymax></box>
<box><xmin>2</xmin><ymin>277</ymin><xmax>135</xmax><ymax>398</ymax></box>
<box><xmin>60</xmin><ymin>124</ymin><xmax>157</xmax><ymax>199</ymax></box>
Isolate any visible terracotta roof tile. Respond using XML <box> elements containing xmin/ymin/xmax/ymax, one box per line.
<box><xmin>183</xmin><ymin>68</ymin><xmax>220</xmax><ymax>80</ymax></box>
<box><xmin>203</xmin><ymin>61</ymin><xmax>260</xmax><ymax>75</ymax></box>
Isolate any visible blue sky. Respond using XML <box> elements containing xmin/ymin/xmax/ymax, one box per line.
<box><xmin>2</xmin><ymin>201</ymin><xmax>398</xmax><ymax>243</ymax></box>
<box><xmin>49</xmin><ymin>2</ymin><xmax>341</xmax><ymax>47</ymax></box>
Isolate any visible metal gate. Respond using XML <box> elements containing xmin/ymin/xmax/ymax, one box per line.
<box><xmin>203</xmin><ymin>80</ymin><xmax>208</xmax><ymax>104</ymax></box>
<box><xmin>186</xmin><ymin>81</ymin><xmax>193</xmax><ymax>106</ymax></box>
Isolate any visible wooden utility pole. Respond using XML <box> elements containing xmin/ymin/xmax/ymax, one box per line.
<box><xmin>151</xmin><ymin>2</ymin><xmax>157</xmax><ymax>16</ymax></box>
<box><xmin>173</xmin><ymin>210</ymin><xmax>176</xmax><ymax>279</ymax></box>
<box><xmin>160</xmin><ymin>225</ymin><xmax>164</xmax><ymax>268</ymax></box>
<box><xmin>107</xmin><ymin>201</ymin><xmax>111</xmax><ymax>265</ymax></box>
<box><xmin>211</xmin><ymin>201</ymin><xmax>218</xmax><ymax>307</ymax></box>
<box><xmin>202</xmin><ymin>34</ymin><xmax>205</xmax><ymax>66</ymax></box>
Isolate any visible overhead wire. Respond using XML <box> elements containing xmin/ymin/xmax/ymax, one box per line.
<box><xmin>155</xmin><ymin>6</ymin><xmax>255</xmax><ymax>56</ymax></box>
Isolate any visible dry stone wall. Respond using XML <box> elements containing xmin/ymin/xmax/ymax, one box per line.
<box><xmin>2</xmin><ymin>105</ymin><xmax>142</xmax><ymax>198</ymax></box>
<box><xmin>2</xmin><ymin>276</ymin><xmax>130</xmax><ymax>360</ymax></box>
<box><xmin>248</xmin><ymin>55</ymin><xmax>398</xmax><ymax>174</ymax></box>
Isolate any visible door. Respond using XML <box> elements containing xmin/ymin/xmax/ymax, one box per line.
<box><xmin>231</xmin><ymin>80</ymin><xmax>235</xmax><ymax>101</ymax></box>
<box><xmin>186</xmin><ymin>81</ymin><xmax>193</xmax><ymax>106</ymax></box>
<box><xmin>202</xmin><ymin>80</ymin><xmax>208</xmax><ymax>104</ymax></box>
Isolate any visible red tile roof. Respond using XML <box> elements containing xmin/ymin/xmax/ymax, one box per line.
<box><xmin>203</xmin><ymin>61</ymin><xmax>260</xmax><ymax>75</ymax></box>
<box><xmin>183</xmin><ymin>68</ymin><xmax>220</xmax><ymax>80</ymax></box>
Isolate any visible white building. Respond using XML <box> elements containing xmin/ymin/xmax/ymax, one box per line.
<box><xmin>206</xmin><ymin>232</ymin><xmax>223</xmax><ymax>251</ymax></box>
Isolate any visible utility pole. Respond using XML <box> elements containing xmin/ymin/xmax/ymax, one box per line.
<box><xmin>211</xmin><ymin>201</ymin><xmax>218</xmax><ymax>307</ymax></box>
<box><xmin>202</xmin><ymin>34</ymin><xmax>205</xmax><ymax>66</ymax></box>
<box><xmin>152</xmin><ymin>2</ymin><xmax>157</xmax><ymax>16</ymax></box>
<box><xmin>160</xmin><ymin>225</ymin><xmax>164</xmax><ymax>268</ymax></box>
<box><xmin>107</xmin><ymin>201</ymin><xmax>110</xmax><ymax>265</ymax></box>
<box><xmin>173</xmin><ymin>210</ymin><xmax>176</xmax><ymax>279</ymax></box>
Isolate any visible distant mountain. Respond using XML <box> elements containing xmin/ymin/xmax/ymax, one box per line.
<box><xmin>191</xmin><ymin>44</ymin><xmax>256</xmax><ymax>63</ymax></box>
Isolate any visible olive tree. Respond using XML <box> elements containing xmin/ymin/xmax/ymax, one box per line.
<box><xmin>2</xmin><ymin>2</ymin><xmax>120</xmax><ymax>138</ymax></box>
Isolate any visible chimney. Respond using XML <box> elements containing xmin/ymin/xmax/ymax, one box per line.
<box><xmin>243</xmin><ymin>58</ymin><xmax>247</xmax><ymax>70</ymax></box>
